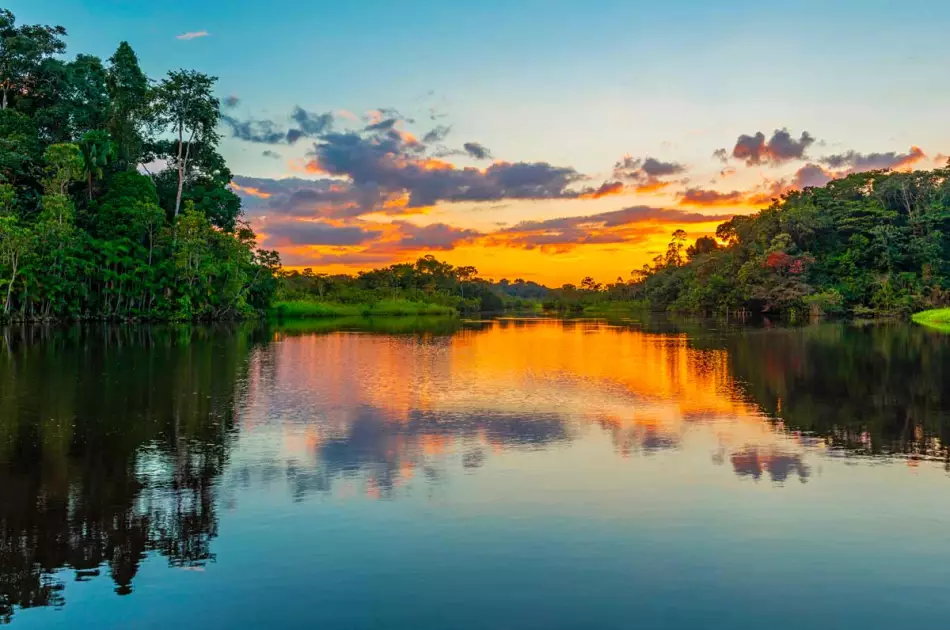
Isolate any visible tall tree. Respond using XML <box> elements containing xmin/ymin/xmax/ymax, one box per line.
<box><xmin>106</xmin><ymin>42</ymin><xmax>149</xmax><ymax>168</ymax></box>
<box><xmin>154</xmin><ymin>70</ymin><xmax>219</xmax><ymax>220</ymax></box>
<box><xmin>0</xmin><ymin>9</ymin><xmax>67</xmax><ymax>111</ymax></box>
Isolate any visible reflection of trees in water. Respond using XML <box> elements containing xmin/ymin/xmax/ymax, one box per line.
<box><xmin>0</xmin><ymin>325</ymin><xmax>260</xmax><ymax>624</ymax></box>
<box><xmin>720</xmin><ymin>323</ymin><xmax>950</xmax><ymax>463</ymax></box>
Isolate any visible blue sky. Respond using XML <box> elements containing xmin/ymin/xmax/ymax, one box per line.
<box><xmin>10</xmin><ymin>0</ymin><xmax>950</xmax><ymax>282</ymax></box>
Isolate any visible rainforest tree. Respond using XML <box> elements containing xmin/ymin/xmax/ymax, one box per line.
<box><xmin>0</xmin><ymin>9</ymin><xmax>278</xmax><ymax>321</ymax></box>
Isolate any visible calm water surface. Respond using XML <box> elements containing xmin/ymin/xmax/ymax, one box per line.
<box><xmin>2</xmin><ymin>317</ymin><xmax>950</xmax><ymax>628</ymax></box>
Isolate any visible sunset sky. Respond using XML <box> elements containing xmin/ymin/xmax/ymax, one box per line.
<box><xmin>13</xmin><ymin>0</ymin><xmax>950</xmax><ymax>285</ymax></box>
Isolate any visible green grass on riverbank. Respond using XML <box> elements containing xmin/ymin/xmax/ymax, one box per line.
<box><xmin>912</xmin><ymin>308</ymin><xmax>950</xmax><ymax>332</ymax></box>
<box><xmin>270</xmin><ymin>299</ymin><xmax>456</xmax><ymax>319</ymax></box>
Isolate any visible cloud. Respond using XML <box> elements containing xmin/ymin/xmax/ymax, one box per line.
<box><xmin>677</xmin><ymin>188</ymin><xmax>747</xmax><ymax>207</ymax></box>
<box><xmin>423</xmin><ymin>125</ymin><xmax>452</xmax><ymax>143</ymax></box>
<box><xmin>713</xmin><ymin>148</ymin><xmax>729</xmax><ymax>164</ymax></box>
<box><xmin>303</xmin><ymin>128</ymin><xmax>589</xmax><ymax>210</ymax></box>
<box><xmin>260</xmin><ymin>218</ymin><xmax>480</xmax><ymax>265</ymax></box>
<box><xmin>792</xmin><ymin>163</ymin><xmax>835</xmax><ymax>189</ymax></box>
<box><xmin>386</xmin><ymin>221</ymin><xmax>479</xmax><ymax>251</ymax></box>
<box><xmin>463</xmin><ymin>142</ymin><xmax>492</xmax><ymax>160</ymax></box>
<box><xmin>220</xmin><ymin>113</ymin><xmax>287</xmax><ymax>144</ymax></box>
<box><xmin>615</xmin><ymin>156</ymin><xmax>685</xmax><ymax>180</ymax></box>
<box><xmin>484</xmin><ymin>205</ymin><xmax>731</xmax><ymax>253</ymax></box>
<box><xmin>613</xmin><ymin>155</ymin><xmax>686</xmax><ymax>193</ymax></box>
<box><xmin>290</xmin><ymin>107</ymin><xmax>334</xmax><ymax>138</ymax></box>
<box><xmin>219</xmin><ymin>106</ymin><xmax>335</xmax><ymax>145</ymax></box>
<box><xmin>731</xmin><ymin>128</ymin><xmax>816</xmax><ymax>166</ymax></box>
<box><xmin>579</xmin><ymin>181</ymin><xmax>624</xmax><ymax>199</ymax></box>
<box><xmin>230</xmin><ymin>182</ymin><xmax>272</xmax><ymax>199</ymax></box>
<box><xmin>262</xmin><ymin>149</ymin><xmax>281</xmax><ymax>159</ymax></box>
<box><xmin>819</xmin><ymin>146</ymin><xmax>926</xmax><ymax>172</ymax></box>
<box><xmin>176</xmin><ymin>31</ymin><xmax>209</xmax><ymax>40</ymax></box>
<box><xmin>374</xmin><ymin>107</ymin><xmax>414</xmax><ymax>124</ymax></box>
<box><xmin>262</xmin><ymin>220</ymin><xmax>383</xmax><ymax>246</ymax></box>
<box><xmin>365</xmin><ymin>118</ymin><xmax>398</xmax><ymax>132</ymax></box>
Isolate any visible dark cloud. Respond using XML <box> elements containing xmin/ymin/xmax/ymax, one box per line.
<box><xmin>223</xmin><ymin>95</ymin><xmax>240</xmax><ymax>108</ymax></box>
<box><xmin>731</xmin><ymin>128</ymin><xmax>815</xmax><ymax>166</ymax></box>
<box><xmin>289</xmin><ymin>106</ymin><xmax>334</xmax><ymax>141</ymax></box>
<box><xmin>388</xmin><ymin>221</ymin><xmax>479</xmax><ymax>251</ymax></box>
<box><xmin>613</xmin><ymin>155</ymin><xmax>686</xmax><ymax>193</ymax></box>
<box><xmin>219</xmin><ymin>113</ymin><xmax>287</xmax><ymax>144</ymax></box>
<box><xmin>231</xmin><ymin>176</ymin><xmax>384</xmax><ymax>218</ymax></box>
<box><xmin>792</xmin><ymin>163</ymin><xmax>834</xmax><ymax>189</ymax></box>
<box><xmin>305</xmin><ymin>129</ymin><xmax>587</xmax><ymax>209</ymax></box>
<box><xmin>614</xmin><ymin>156</ymin><xmax>686</xmax><ymax>180</ymax></box>
<box><xmin>678</xmin><ymin>188</ymin><xmax>746</xmax><ymax>206</ymax></box>
<box><xmin>580</xmin><ymin>181</ymin><xmax>624</xmax><ymax>199</ymax></box>
<box><xmin>819</xmin><ymin>146</ymin><xmax>926</xmax><ymax>171</ymax></box>
<box><xmin>262</xmin><ymin>220</ymin><xmax>382</xmax><ymax>246</ymax></box>
<box><xmin>262</xmin><ymin>149</ymin><xmax>281</xmax><ymax>159</ymax></box>
<box><xmin>422</xmin><ymin>125</ymin><xmax>452</xmax><ymax>143</ymax></box>
<box><xmin>220</xmin><ymin>106</ymin><xmax>334</xmax><ymax>145</ymax></box>
<box><xmin>365</xmin><ymin>118</ymin><xmax>398</xmax><ymax>132</ymax></box>
<box><xmin>375</xmin><ymin>107</ymin><xmax>414</xmax><ymax>124</ymax></box>
<box><xmin>712</xmin><ymin>148</ymin><xmax>729</xmax><ymax>164</ymax></box>
<box><xmin>463</xmin><ymin>142</ymin><xmax>492</xmax><ymax>160</ymax></box>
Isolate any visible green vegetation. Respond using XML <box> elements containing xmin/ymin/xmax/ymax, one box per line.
<box><xmin>548</xmin><ymin>168</ymin><xmax>950</xmax><ymax>319</ymax></box>
<box><xmin>0</xmin><ymin>10</ymin><xmax>279</xmax><ymax>322</ymax></box>
<box><xmin>912</xmin><ymin>308</ymin><xmax>950</xmax><ymax>332</ymax></box>
<box><xmin>271</xmin><ymin>298</ymin><xmax>455</xmax><ymax>318</ymax></box>
<box><xmin>277</xmin><ymin>255</ymin><xmax>506</xmax><ymax>316</ymax></box>
<box><xmin>272</xmin><ymin>316</ymin><xmax>469</xmax><ymax>335</ymax></box>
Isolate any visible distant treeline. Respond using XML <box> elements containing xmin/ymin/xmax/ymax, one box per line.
<box><xmin>279</xmin><ymin>255</ymin><xmax>510</xmax><ymax>313</ymax></box>
<box><xmin>0</xmin><ymin>9</ymin><xmax>279</xmax><ymax>322</ymax></box>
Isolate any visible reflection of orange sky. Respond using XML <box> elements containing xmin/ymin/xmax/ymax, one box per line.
<box><xmin>243</xmin><ymin>321</ymin><xmax>810</xmax><ymax>497</ymax></box>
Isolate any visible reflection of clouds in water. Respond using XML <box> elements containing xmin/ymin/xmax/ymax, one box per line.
<box><xmin>229</xmin><ymin>406</ymin><xmax>571</xmax><ymax>500</ymax></box>
<box><xmin>241</xmin><ymin>320</ymin><xmax>907</xmax><ymax>498</ymax></box>
<box><xmin>728</xmin><ymin>447</ymin><xmax>811</xmax><ymax>483</ymax></box>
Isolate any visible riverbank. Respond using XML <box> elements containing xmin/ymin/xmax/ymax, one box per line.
<box><xmin>269</xmin><ymin>299</ymin><xmax>456</xmax><ymax>319</ymax></box>
<box><xmin>912</xmin><ymin>308</ymin><xmax>950</xmax><ymax>332</ymax></box>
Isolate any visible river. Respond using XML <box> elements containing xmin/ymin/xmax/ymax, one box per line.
<box><xmin>2</xmin><ymin>317</ymin><xmax>949</xmax><ymax>628</ymax></box>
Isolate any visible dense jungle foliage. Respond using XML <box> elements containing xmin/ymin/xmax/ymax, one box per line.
<box><xmin>0</xmin><ymin>10</ymin><xmax>279</xmax><ymax>321</ymax></box>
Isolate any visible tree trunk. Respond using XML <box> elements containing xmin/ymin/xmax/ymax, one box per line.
<box><xmin>4</xmin><ymin>257</ymin><xmax>17</xmax><ymax>316</ymax></box>
<box><xmin>174</xmin><ymin>122</ymin><xmax>184</xmax><ymax>219</ymax></box>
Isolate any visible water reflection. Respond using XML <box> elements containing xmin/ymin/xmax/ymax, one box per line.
<box><xmin>1</xmin><ymin>318</ymin><xmax>949</xmax><ymax>623</ymax></box>
<box><xmin>0</xmin><ymin>325</ymin><xmax>262</xmax><ymax>623</ymax></box>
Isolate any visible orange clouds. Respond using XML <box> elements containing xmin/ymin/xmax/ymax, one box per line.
<box><xmin>580</xmin><ymin>181</ymin><xmax>625</xmax><ymax>199</ymax></box>
<box><xmin>893</xmin><ymin>146</ymin><xmax>926</xmax><ymax>171</ymax></box>
<box><xmin>634</xmin><ymin>180</ymin><xmax>673</xmax><ymax>194</ymax></box>
<box><xmin>229</xmin><ymin>182</ymin><xmax>272</xmax><ymax>198</ymax></box>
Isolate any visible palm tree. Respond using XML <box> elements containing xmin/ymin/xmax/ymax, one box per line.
<box><xmin>78</xmin><ymin>130</ymin><xmax>116</xmax><ymax>200</ymax></box>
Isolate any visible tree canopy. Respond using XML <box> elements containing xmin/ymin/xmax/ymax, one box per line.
<box><xmin>0</xmin><ymin>9</ymin><xmax>278</xmax><ymax>321</ymax></box>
